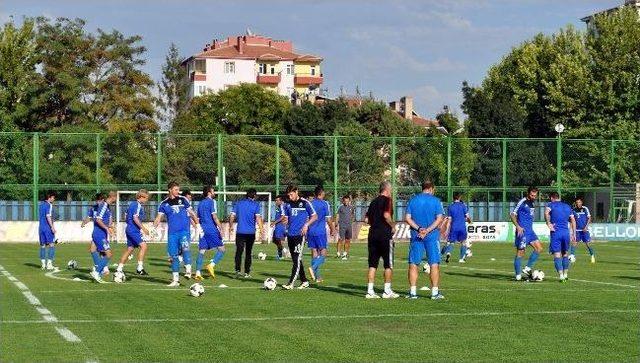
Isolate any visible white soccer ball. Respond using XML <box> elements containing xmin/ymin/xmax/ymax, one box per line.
<box><xmin>263</xmin><ymin>277</ymin><xmax>277</xmax><ymax>290</ymax></box>
<box><xmin>113</xmin><ymin>271</ymin><xmax>126</xmax><ymax>283</ymax></box>
<box><xmin>189</xmin><ymin>283</ymin><xmax>205</xmax><ymax>297</ymax></box>
<box><xmin>67</xmin><ymin>260</ymin><xmax>78</xmax><ymax>270</ymax></box>
<box><xmin>422</xmin><ymin>263</ymin><xmax>431</xmax><ymax>274</ymax></box>
<box><xmin>531</xmin><ymin>270</ymin><xmax>545</xmax><ymax>282</ymax></box>
<box><xmin>568</xmin><ymin>255</ymin><xmax>576</xmax><ymax>263</ymax></box>
<box><xmin>258</xmin><ymin>252</ymin><xmax>267</xmax><ymax>261</ymax></box>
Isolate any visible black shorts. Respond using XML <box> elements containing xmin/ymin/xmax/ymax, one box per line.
<box><xmin>368</xmin><ymin>235</ymin><xmax>394</xmax><ymax>269</ymax></box>
<box><xmin>339</xmin><ymin>226</ymin><xmax>352</xmax><ymax>240</ymax></box>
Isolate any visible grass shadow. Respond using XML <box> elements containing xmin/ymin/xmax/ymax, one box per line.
<box><xmin>444</xmin><ymin>271</ymin><xmax>513</xmax><ymax>281</ymax></box>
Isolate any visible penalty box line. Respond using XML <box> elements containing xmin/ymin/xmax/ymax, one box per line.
<box><xmin>2</xmin><ymin>309</ymin><xmax>638</xmax><ymax>325</ymax></box>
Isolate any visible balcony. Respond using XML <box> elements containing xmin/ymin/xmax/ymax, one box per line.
<box><xmin>256</xmin><ymin>74</ymin><xmax>281</xmax><ymax>84</ymax></box>
<box><xmin>294</xmin><ymin>74</ymin><xmax>323</xmax><ymax>85</ymax></box>
<box><xmin>190</xmin><ymin>72</ymin><xmax>206</xmax><ymax>82</ymax></box>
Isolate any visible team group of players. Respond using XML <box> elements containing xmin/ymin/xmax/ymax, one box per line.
<box><xmin>36</xmin><ymin>180</ymin><xmax>596</xmax><ymax>297</ymax></box>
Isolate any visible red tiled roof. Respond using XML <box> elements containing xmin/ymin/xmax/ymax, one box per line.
<box><xmin>195</xmin><ymin>44</ymin><xmax>321</xmax><ymax>62</ymax></box>
<box><xmin>296</xmin><ymin>54</ymin><xmax>323</xmax><ymax>62</ymax></box>
<box><xmin>411</xmin><ymin>116</ymin><xmax>440</xmax><ymax>128</ymax></box>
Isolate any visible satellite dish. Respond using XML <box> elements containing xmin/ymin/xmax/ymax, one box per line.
<box><xmin>554</xmin><ymin>123</ymin><xmax>565</xmax><ymax>133</ymax></box>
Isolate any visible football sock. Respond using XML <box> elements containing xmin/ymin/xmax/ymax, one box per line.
<box><xmin>47</xmin><ymin>246</ymin><xmax>55</xmax><ymax>261</ymax></box>
<box><xmin>553</xmin><ymin>257</ymin><xmax>562</xmax><ymax>273</ymax></box>
<box><xmin>39</xmin><ymin>247</ymin><xmax>46</xmax><ymax>260</ymax></box>
<box><xmin>196</xmin><ymin>252</ymin><xmax>205</xmax><ymax>271</ymax></box>
<box><xmin>277</xmin><ymin>246</ymin><xmax>283</xmax><ymax>258</ymax></box>
<box><xmin>117</xmin><ymin>263</ymin><xmax>124</xmax><ymax>272</ymax></box>
<box><xmin>172</xmin><ymin>272</ymin><xmax>179</xmax><ymax>281</ymax></box>
<box><xmin>527</xmin><ymin>251</ymin><xmax>540</xmax><ymax>268</ymax></box>
<box><xmin>562</xmin><ymin>256</ymin><xmax>570</xmax><ymax>271</ymax></box>
<box><xmin>444</xmin><ymin>243</ymin><xmax>454</xmax><ymax>255</ymax></box>
<box><xmin>97</xmin><ymin>256</ymin><xmax>109</xmax><ymax>276</ymax></box>
<box><xmin>384</xmin><ymin>282</ymin><xmax>391</xmax><ymax>293</ymax></box>
<box><xmin>137</xmin><ymin>261</ymin><xmax>143</xmax><ymax>271</ymax></box>
<box><xmin>367</xmin><ymin>282</ymin><xmax>374</xmax><ymax>294</ymax></box>
<box><xmin>514</xmin><ymin>256</ymin><xmax>522</xmax><ymax>275</ymax></box>
<box><xmin>459</xmin><ymin>245</ymin><xmax>467</xmax><ymax>260</ymax></box>
<box><xmin>212</xmin><ymin>250</ymin><xmax>224</xmax><ymax>265</ymax></box>
<box><xmin>90</xmin><ymin>251</ymin><xmax>100</xmax><ymax>268</ymax></box>
<box><xmin>410</xmin><ymin>286</ymin><xmax>417</xmax><ymax>295</ymax></box>
<box><xmin>432</xmin><ymin>287</ymin><xmax>439</xmax><ymax>296</ymax></box>
<box><xmin>569</xmin><ymin>245</ymin><xmax>576</xmax><ymax>255</ymax></box>
<box><xmin>587</xmin><ymin>245</ymin><xmax>594</xmax><ymax>256</ymax></box>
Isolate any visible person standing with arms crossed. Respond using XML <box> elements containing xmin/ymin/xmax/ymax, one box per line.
<box><xmin>229</xmin><ymin>188</ymin><xmax>264</xmax><ymax>278</ymax></box>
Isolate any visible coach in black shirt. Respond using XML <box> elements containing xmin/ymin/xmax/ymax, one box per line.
<box><xmin>364</xmin><ymin>181</ymin><xmax>399</xmax><ymax>299</ymax></box>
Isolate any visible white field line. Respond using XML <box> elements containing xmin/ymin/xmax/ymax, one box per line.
<box><xmin>2</xmin><ymin>309</ymin><xmax>638</xmax><ymax>325</ymax></box>
<box><xmin>447</xmin><ymin>265</ymin><xmax>639</xmax><ymax>288</ymax></box>
<box><xmin>0</xmin><ymin>264</ymin><xmax>81</xmax><ymax>344</ymax></box>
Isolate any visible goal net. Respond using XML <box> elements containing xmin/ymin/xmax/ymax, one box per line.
<box><xmin>115</xmin><ymin>190</ymin><xmax>272</xmax><ymax>244</ymax></box>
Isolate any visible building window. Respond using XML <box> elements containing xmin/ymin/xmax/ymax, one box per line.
<box><xmin>286</xmin><ymin>64</ymin><xmax>294</xmax><ymax>75</ymax></box>
<box><xmin>195</xmin><ymin>59</ymin><xmax>206</xmax><ymax>73</ymax></box>
<box><xmin>197</xmin><ymin>85</ymin><xmax>206</xmax><ymax>95</ymax></box>
<box><xmin>270</xmin><ymin>66</ymin><xmax>275</xmax><ymax>75</ymax></box>
<box><xmin>259</xmin><ymin>63</ymin><xmax>267</xmax><ymax>74</ymax></box>
<box><xmin>224</xmin><ymin>61</ymin><xmax>235</xmax><ymax>74</ymax></box>
<box><xmin>310</xmin><ymin>66</ymin><xmax>316</xmax><ymax>76</ymax></box>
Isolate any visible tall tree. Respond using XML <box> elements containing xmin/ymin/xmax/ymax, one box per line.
<box><xmin>157</xmin><ymin>43</ymin><xmax>188</xmax><ymax>131</ymax></box>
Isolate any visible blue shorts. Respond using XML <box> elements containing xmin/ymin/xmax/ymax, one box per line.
<box><xmin>549</xmin><ymin>230</ymin><xmax>571</xmax><ymax>254</ymax></box>
<box><xmin>409</xmin><ymin>233</ymin><xmax>441</xmax><ymax>265</ymax></box>
<box><xmin>39</xmin><ymin>230</ymin><xmax>55</xmax><ymax>245</ymax></box>
<box><xmin>514</xmin><ymin>230</ymin><xmax>539</xmax><ymax>250</ymax></box>
<box><xmin>307</xmin><ymin>234</ymin><xmax>328</xmax><ymax>250</ymax></box>
<box><xmin>199</xmin><ymin>230</ymin><xmax>223</xmax><ymax>250</ymax></box>
<box><xmin>167</xmin><ymin>231</ymin><xmax>190</xmax><ymax>257</ymax></box>
<box><xmin>576</xmin><ymin>230</ymin><xmax>591</xmax><ymax>243</ymax></box>
<box><xmin>92</xmin><ymin>235</ymin><xmax>110</xmax><ymax>252</ymax></box>
<box><xmin>448</xmin><ymin>228</ymin><xmax>468</xmax><ymax>242</ymax></box>
<box><xmin>125</xmin><ymin>229</ymin><xmax>145</xmax><ymax>248</ymax></box>
<box><xmin>273</xmin><ymin>227</ymin><xmax>286</xmax><ymax>240</ymax></box>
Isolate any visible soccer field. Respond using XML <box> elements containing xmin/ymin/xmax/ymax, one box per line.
<box><xmin>1</xmin><ymin>242</ymin><xmax>639</xmax><ymax>362</ymax></box>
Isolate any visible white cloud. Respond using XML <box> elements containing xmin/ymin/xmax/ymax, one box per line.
<box><xmin>410</xmin><ymin>84</ymin><xmax>463</xmax><ymax>118</ymax></box>
<box><xmin>362</xmin><ymin>45</ymin><xmax>467</xmax><ymax>73</ymax></box>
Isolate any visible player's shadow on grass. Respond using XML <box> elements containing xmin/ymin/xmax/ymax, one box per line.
<box><xmin>127</xmin><ymin>274</ymin><xmax>170</xmax><ymax>284</ymax></box>
<box><xmin>215</xmin><ymin>270</ymin><xmax>264</xmax><ymax>284</ymax></box>
<box><xmin>444</xmin><ymin>271</ymin><xmax>513</xmax><ymax>281</ymax></box>
<box><xmin>24</xmin><ymin>262</ymin><xmax>42</xmax><ymax>270</ymax></box>
<box><xmin>597</xmin><ymin>260</ymin><xmax>638</xmax><ymax>267</ymax></box>
<box><xmin>257</xmin><ymin>271</ymin><xmax>289</xmax><ymax>279</ymax></box>
<box><xmin>614</xmin><ymin>275</ymin><xmax>640</xmax><ymax>281</ymax></box>
<box><xmin>311</xmin><ymin>282</ymin><xmax>365</xmax><ymax>297</ymax></box>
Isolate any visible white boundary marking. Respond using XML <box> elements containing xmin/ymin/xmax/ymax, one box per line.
<box><xmin>447</xmin><ymin>265</ymin><xmax>639</xmax><ymax>288</ymax></box>
<box><xmin>2</xmin><ymin>309</ymin><xmax>637</xmax><ymax>325</ymax></box>
<box><xmin>0</xmin><ymin>264</ymin><xmax>82</xmax><ymax>344</ymax></box>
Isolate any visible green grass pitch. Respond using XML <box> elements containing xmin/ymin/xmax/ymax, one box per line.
<box><xmin>1</xmin><ymin>241</ymin><xmax>639</xmax><ymax>362</ymax></box>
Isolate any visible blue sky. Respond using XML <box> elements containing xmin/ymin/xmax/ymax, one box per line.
<box><xmin>3</xmin><ymin>0</ymin><xmax>619</xmax><ymax>118</ymax></box>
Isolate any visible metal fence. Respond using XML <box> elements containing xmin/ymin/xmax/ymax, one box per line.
<box><xmin>0</xmin><ymin>132</ymin><xmax>638</xmax><ymax>222</ymax></box>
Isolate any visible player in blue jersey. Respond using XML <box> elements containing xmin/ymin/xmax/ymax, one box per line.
<box><xmin>441</xmin><ymin>192</ymin><xmax>472</xmax><ymax>264</ymax></box>
<box><xmin>405</xmin><ymin>180</ymin><xmax>445</xmax><ymax>299</ymax></box>
<box><xmin>89</xmin><ymin>191</ymin><xmax>116</xmax><ymax>283</ymax></box>
<box><xmin>38</xmin><ymin>192</ymin><xmax>57</xmax><ymax>270</ymax></box>
<box><xmin>229</xmin><ymin>189</ymin><xmax>264</xmax><ymax>278</ymax></box>
<box><xmin>115</xmin><ymin>189</ymin><xmax>151</xmax><ymax>276</ymax></box>
<box><xmin>510</xmin><ymin>186</ymin><xmax>543</xmax><ymax>281</ymax></box>
<box><xmin>153</xmin><ymin>182</ymin><xmax>199</xmax><ymax>287</ymax></box>
<box><xmin>571</xmin><ymin>197</ymin><xmax>595</xmax><ymax>263</ymax></box>
<box><xmin>545</xmin><ymin>192</ymin><xmax>576</xmax><ymax>281</ymax></box>
<box><xmin>307</xmin><ymin>186</ymin><xmax>335</xmax><ymax>283</ymax></box>
<box><xmin>81</xmin><ymin>193</ymin><xmax>105</xmax><ymax>273</ymax></box>
<box><xmin>195</xmin><ymin>185</ymin><xmax>225</xmax><ymax>281</ymax></box>
<box><xmin>282</xmin><ymin>184</ymin><xmax>317</xmax><ymax>290</ymax></box>
<box><xmin>271</xmin><ymin>195</ymin><xmax>287</xmax><ymax>260</ymax></box>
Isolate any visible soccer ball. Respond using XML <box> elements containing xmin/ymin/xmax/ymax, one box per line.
<box><xmin>258</xmin><ymin>252</ymin><xmax>267</xmax><ymax>261</ymax></box>
<box><xmin>189</xmin><ymin>283</ymin><xmax>205</xmax><ymax>297</ymax></box>
<box><xmin>67</xmin><ymin>260</ymin><xmax>78</xmax><ymax>270</ymax></box>
<box><xmin>531</xmin><ymin>270</ymin><xmax>545</xmax><ymax>282</ymax></box>
<box><xmin>422</xmin><ymin>263</ymin><xmax>431</xmax><ymax>274</ymax></box>
<box><xmin>113</xmin><ymin>271</ymin><xmax>126</xmax><ymax>283</ymax></box>
<box><xmin>263</xmin><ymin>277</ymin><xmax>277</xmax><ymax>290</ymax></box>
<box><xmin>568</xmin><ymin>255</ymin><xmax>576</xmax><ymax>263</ymax></box>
